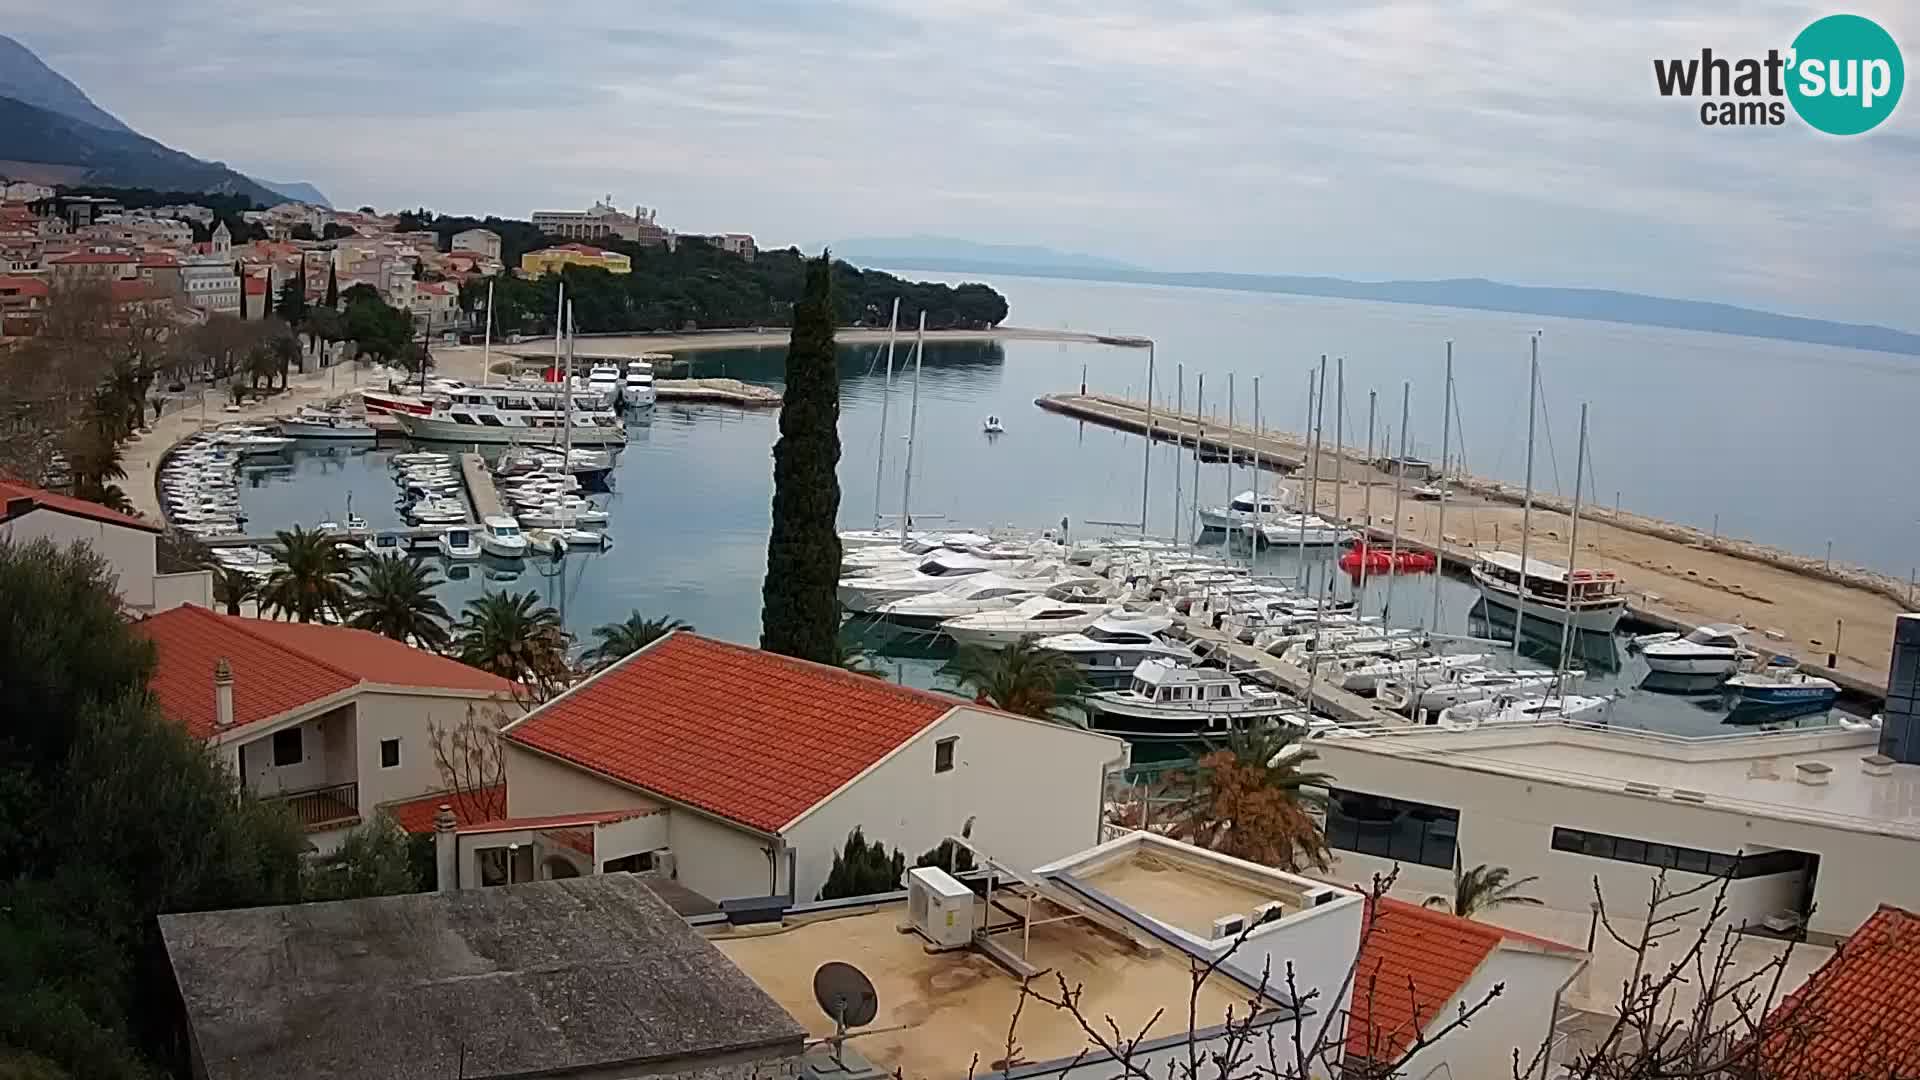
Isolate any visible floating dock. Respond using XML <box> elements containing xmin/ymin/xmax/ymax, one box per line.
<box><xmin>1181</xmin><ymin>624</ymin><xmax>1402</xmax><ymax>727</ymax></box>
<box><xmin>459</xmin><ymin>453</ymin><xmax>503</xmax><ymax>520</ymax></box>
<box><xmin>654</xmin><ymin>378</ymin><xmax>781</xmax><ymax>408</ymax></box>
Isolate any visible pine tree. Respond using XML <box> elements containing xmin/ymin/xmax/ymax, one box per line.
<box><xmin>324</xmin><ymin>262</ymin><xmax>339</xmax><ymax>309</ymax></box>
<box><xmin>817</xmin><ymin>827</ymin><xmax>905</xmax><ymax>900</ymax></box>
<box><xmin>759</xmin><ymin>251</ymin><xmax>843</xmax><ymax>663</ymax></box>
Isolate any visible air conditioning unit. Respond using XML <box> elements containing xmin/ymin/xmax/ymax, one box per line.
<box><xmin>1252</xmin><ymin>901</ymin><xmax>1287</xmax><ymax>926</ymax></box>
<box><xmin>648</xmin><ymin>850</ymin><xmax>675</xmax><ymax>879</ymax></box>
<box><xmin>905</xmin><ymin>866</ymin><xmax>975</xmax><ymax>950</ymax></box>
<box><xmin>1211</xmin><ymin>914</ymin><xmax>1248</xmax><ymax>939</ymax></box>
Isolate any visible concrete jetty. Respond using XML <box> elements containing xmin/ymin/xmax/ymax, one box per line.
<box><xmin>1036</xmin><ymin>393</ymin><xmax>1311</xmax><ymax>471</ymax></box>
<box><xmin>1181</xmin><ymin>624</ymin><xmax>1402</xmax><ymax>726</ymax></box>
<box><xmin>459</xmin><ymin>453</ymin><xmax>503</xmax><ymax>521</ymax></box>
<box><xmin>654</xmin><ymin>378</ymin><xmax>781</xmax><ymax>408</ymax></box>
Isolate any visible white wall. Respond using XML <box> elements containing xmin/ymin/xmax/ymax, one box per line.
<box><xmin>1312</xmin><ymin>743</ymin><xmax>1910</xmax><ymax>937</ymax></box>
<box><xmin>237</xmin><ymin>707</ymin><xmax>349</xmax><ymax>796</ymax></box>
<box><xmin>1393</xmin><ymin>948</ymin><xmax>1582</xmax><ymax>1080</ymax></box>
<box><xmin>502</xmin><ymin>743</ymin><xmax>661</xmax><ymax>817</ymax></box>
<box><xmin>152</xmin><ymin>570</ymin><xmax>212</xmax><ymax>611</ymax></box>
<box><xmin>594</xmin><ymin>812</ymin><xmax>670</xmax><ymax>870</ymax></box>
<box><xmin>1</xmin><ymin>509</ymin><xmax>157</xmax><ymax>607</ymax></box>
<box><xmin>670</xmin><ymin>810</ymin><xmax>778</xmax><ymax>902</ymax></box>
<box><xmin>352</xmin><ymin>690</ymin><xmax>503</xmax><ymax>809</ymax></box>
<box><xmin>783</xmin><ymin>707</ymin><xmax>1128</xmax><ymax>902</ymax></box>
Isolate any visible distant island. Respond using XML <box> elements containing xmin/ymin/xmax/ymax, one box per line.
<box><xmin>845</xmin><ymin>242</ymin><xmax>1920</xmax><ymax>358</ymax></box>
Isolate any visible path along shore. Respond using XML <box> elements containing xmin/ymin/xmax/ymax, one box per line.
<box><xmin>1044</xmin><ymin>393</ymin><xmax>1907</xmax><ymax>691</ymax></box>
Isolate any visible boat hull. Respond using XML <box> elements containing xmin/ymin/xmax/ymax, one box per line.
<box><xmin>393</xmin><ymin>414</ymin><xmax>627</xmax><ymax>446</ymax></box>
<box><xmin>1473</xmin><ymin>573</ymin><xmax>1626</xmax><ymax>633</ymax></box>
<box><xmin>1727</xmin><ymin>682</ymin><xmax>1838</xmax><ymax>707</ymax></box>
<box><xmin>1642</xmin><ymin>651</ymin><xmax>1742</xmax><ymax>676</ymax></box>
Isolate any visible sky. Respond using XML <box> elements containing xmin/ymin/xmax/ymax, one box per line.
<box><xmin>6</xmin><ymin>0</ymin><xmax>1918</xmax><ymax>327</ymax></box>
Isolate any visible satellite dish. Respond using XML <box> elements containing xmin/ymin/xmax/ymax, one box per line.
<box><xmin>813</xmin><ymin>961</ymin><xmax>879</xmax><ymax>1029</ymax></box>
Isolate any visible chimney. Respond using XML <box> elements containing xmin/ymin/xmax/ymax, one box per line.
<box><xmin>434</xmin><ymin>804</ymin><xmax>459</xmax><ymax>891</ymax></box>
<box><xmin>213</xmin><ymin>658</ymin><xmax>234</xmax><ymax>730</ymax></box>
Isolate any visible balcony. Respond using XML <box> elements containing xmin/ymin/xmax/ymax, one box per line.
<box><xmin>273</xmin><ymin>781</ymin><xmax>361</xmax><ymax>832</ymax></box>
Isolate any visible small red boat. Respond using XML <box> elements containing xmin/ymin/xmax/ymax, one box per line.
<box><xmin>1339</xmin><ymin>542</ymin><xmax>1437</xmax><ymax>574</ymax></box>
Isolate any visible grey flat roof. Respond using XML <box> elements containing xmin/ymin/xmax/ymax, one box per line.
<box><xmin>159</xmin><ymin>875</ymin><xmax>805</xmax><ymax>1080</ymax></box>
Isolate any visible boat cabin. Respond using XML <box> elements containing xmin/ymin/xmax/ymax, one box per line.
<box><xmin>1126</xmin><ymin>659</ymin><xmax>1245</xmax><ymax>703</ymax></box>
<box><xmin>1226</xmin><ymin>490</ymin><xmax>1287</xmax><ymax>516</ymax></box>
<box><xmin>1681</xmin><ymin>623</ymin><xmax>1750</xmax><ymax>649</ymax></box>
<box><xmin>1475</xmin><ymin>551</ymin><xmax>1623</xmax><ymax>604</ymax></box>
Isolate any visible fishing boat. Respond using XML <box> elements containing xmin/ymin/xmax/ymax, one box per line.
<box><xmin>982</xmin><ymin>414</ymin><xmax>1005</xmax><ymax>434</ymax></box>
<box><xmin>1639</xmin><ymin>624</ymin><xmax>1758</xmax><ymax>675</ymax></box>
<box><xmin>276</xmin><ymin>408</ymin><xmax>376</xmax><ymax>440</ymax></box>
<box><xmin>1437</xmin><ymin>693</ymin><xmax>1610</xmax><ymax>730</ymax></box>
<box><xmin>1032</xmin><ymin>612</ymin><xmax>1198</xmax><ymax>689</ymax></box>
<box><xmin>1471</xmin><ymin>551</ymin><xmax>1627</xmax><ymax>634</ymax></box>
<box><xmin>1724</xmin><ymin>657</ymin><xmax>1840</xmax><ymax>709</ymax></box>
<box><xmin>1377</xmin><ymin>666</ymin><xmax>1573</xmax><ymax>715</ymax></box>
<box><xmin>479</xmin><ymin>515</ymin><xmax>529</xmax><ymax>559</ymax></box>
<box><xmin>1197</xmin><ymin>490</ymin><xmax>1289</xmax><ymax>532</ymax></box>
<box><xmin>434</xmin><ymin>526</ymin><xmax>479</xmax><ymax>560</ymax></box>
<box><xmin>1086</xmin><ymin>658</ymin><xmax>1303</xmax><ymax>742</ymax></box>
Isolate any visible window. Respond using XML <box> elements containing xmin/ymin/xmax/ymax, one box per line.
<box><xmin>477</xmin><ymin>845</ymin><xmax>535</xmax><ymax>887</ymax></box>
<box><xmin>935</xmin><ymin>737</ymin><xmax>957</xmax><ymax>774</ymax></box>
<box><xmin>380</xmin><ymin>738</ymin><xmax>400</xmax><ymax>769</ymax></box>
<box><xmin>271</xmin><ymin>727</ymin><xmax>303</xmax><ymax>767</ymax></box>
<box><xmin>603</xmin><ymin>851</ymin><xmax>656</xmax><ymax>874</ymax></box>
<box><xmin>1550</xmin><ymin>827</ymin><xmax>1810</xmax><ymax>879</ymax></box>
<box><xmin>1324</xmin><ymin>788</ymin><xmax>1460</xmax><ymax>869</ymax></box>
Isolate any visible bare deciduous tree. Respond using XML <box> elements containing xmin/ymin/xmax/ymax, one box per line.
<box><xmin>427</xmin><ymin>699</ymin><xmax>514</xmax><ymax>823</ymax></box>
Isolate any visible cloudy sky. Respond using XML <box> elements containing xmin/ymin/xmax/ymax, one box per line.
<box><xmin>8</xmin><ymin>0</ymin><xmax>1917</xmax><ymax>325</ymax></box>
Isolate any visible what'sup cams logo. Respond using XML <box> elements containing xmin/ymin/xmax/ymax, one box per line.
<box><xmin>1654</xmin><ymin>13</ymin><xmax>1903</xmax><ymax>134</ymax></box>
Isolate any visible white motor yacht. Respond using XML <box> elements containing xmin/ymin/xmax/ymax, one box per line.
<box><xmin>276</xmin><ymin>408</ymin><xmax>376</xmax><ymax>439</ymax></box>
<box><xmin>1724</xmin><ymin>658</ymin><xmax>1840</xmax><ymax>710</ymax></box>
<box><xmin>1033</xmin><ymin>611</ymin><xmax>1198</xmax><ymax>689</ymax></box>
<box><xmin>1639</xmin><ymin>624</ymin><xmax>1757</xmax><ymax>675</ymax></box>
<box><xmin>588</xmin><ymin>362</ymin><xmax>623</xmax><ymax>404</ymax></box>
<box><xmin>479</xmin><ymin>515</ymin><xmax>529</xmax><ymax>559</ymax></box>
<box><xmin>836</xmin><ymin>551</ymin><xmax>1011</xmax><ymax>612</ymax></box>
<box><xmin>876</xmin><ymin>575</ymin><xmax>1104</xmax><ymax>629</ymax></box>
<box><xmin>623</xmin><ymin>359</ymin><xmax>657</xmax><ymax>407</ymax></box>
<box><xmin>1278</xmin><ymin>633</ymin><xmax>1428</xmax><ymax>669</ymax></box>
<box><xmin>1086</xmin><ymin>658</ymin><xmax>1303</xmax><ymax>742</ymax></box>
<box><xmin>1198</xmin><ymin>490</ymin><xmax>1289</xmax><ymax>532</ymax></box>
<box><xmin>361</xmin><ymin>532</ymin><xmax>407</xmax><ymax>560</ymax></box>
<box><xmin>524</xmin><ymin>526</ymin><xmax>611</xmax><ymax>552</ymax></box>
<box><xmin>438</xmin><ymin>526</ymin><xmax>482</xmax><ymax>560</ymax></box>
<box><xmin>517</xmin><ymin>501</ymin><xmax>610</xmax><ymax>528</ymax></box>
<box><xmin>408</xmin><ymin>499</ymin><xmax>467</xmax><ymax>525</ymax></box>
<box><xmin>1472</xmin><ymin>551</ymin><xmax>1627</xmax><ymax>634</ymax></box>
<box><xmin>1377</xmin><ymin>667</ymin><xmax>1573</xmax><ymax>716</ymax></box>
<box><xmin>1249</xmin><ymin>514</ymin><xmax>1351</xmax><ymax>547</ymax></box>
<box><xmin>941</xmin><ymin>592</ymin><xmax>1144</xmax><ymax>649</ymax></box>
<box><xmin>1438</xmin><ymin>693</ymin><xmax>1609</xmax><ymax>730</ymax></box>
<box><xmin>1336</xmin><ymin>652</ymin><xmax>1493</xmax><ymax>694</ymax></box>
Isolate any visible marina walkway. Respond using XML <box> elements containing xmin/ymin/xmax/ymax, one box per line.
<box><xmin>1181</xmin><ymin>624</ymin><xmax>1402</xmax><ymax>727</ymax></box>
<box><xmin>655</xmin><ymin>379</ymin><xmax>781</xmax><ymax>407</ymax></box>
<box><xmin>460</xmin><ymin>453</ymin><xmax>502</xmax><ymax>521</ymax></box>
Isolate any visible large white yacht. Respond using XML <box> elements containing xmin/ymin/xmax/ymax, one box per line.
<box><xmin>1637</xmin><ymin>623</ymin><xmax>1757</xmax><ymax>675</ymax></box>
<box><xmin>1472</xmin><ymin>551</ymin><xmax>1627</xmax><ymax>633</ymax></box>
<box><xmin>942</xmin><ymin>594</ymin><xmax>1143</xmax><ymax>649</ymax></box>
<box><xmin>389</xmin><ymin>385</ymin><xmax>626</xmax><ymax>446</ymax></box>
<box><xmin>623</xmin><ymin>359</ymin><xmax>658</xmax><ymax>407</ymax></box>
<box><xmin>873</xmin><ymin>574</ymin><xmax>1075</xmax><ymax>628</ymax></box>
<box><xmin>1197</xmin><ymin>489</ymin><xmax>1290</xmax><ymax>532</ymax></box>
<box><xmin>1032</xmin><ymin>611</ymin><xmax>1198</xmax><ymax>688</ymax></box>
<box><xmin>837</xmin><ymin>551</ymin><xmax>1075</xmax><ymax>613</ymax></box>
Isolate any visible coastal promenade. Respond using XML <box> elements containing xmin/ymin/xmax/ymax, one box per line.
<box><xmin>1043</xmin><ymin>393</ymin><xmax>1908</xmax><ymax>691</ymax></box>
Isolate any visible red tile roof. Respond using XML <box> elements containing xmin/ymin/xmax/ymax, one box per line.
<box><xmin>382</xmin><ymin>785</ymin><xmax>507</xmax><ymax>833</ymax></box>
<box><xmin>50</xmin><ymin>249</ymin><xmax>136</xmax><ymax>265</ymax></box>
<box><xmin>0</xmin><ymin>276</ymin><xmax>49</xmax><ymax>299</ymax></box>
<box><xmin>1347</xmin><ymin>898</ymin><xmax>1505</xmax><ymax>1062</ymax></box>
<box><xmin>135</xmin><ymin>606</ymin><xmax>513</xmax><ymax>739</ymax></box>
<box><xmin>456</xmin><ymin>808</ymin><xmax>654</xmax><ymax>835</ymax></box>
<box><xmin>1759</xmin><ymin>904</ymin><xmax>1920</xmax><ymax>1079</ymax></box>
<box><xmin>0</xmin><ymin>476</ymin><xmax>158</xmax><ymax>532</ymax></box>
<box><xmin>504</xmin><ymin>632</ymin><xmax>960</xmax><ymax>833</ymax></box>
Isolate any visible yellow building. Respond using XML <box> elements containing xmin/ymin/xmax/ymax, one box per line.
<box><xmin>520</xmin><ymin>243</ymin><xmax>632</xmax><ymax>277</ymax></box>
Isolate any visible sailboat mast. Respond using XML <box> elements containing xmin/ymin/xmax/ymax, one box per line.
<box><xmin>481</xmin><ymin>279</ymin><xmax>494</xmax><ymax>388</ymax></box>
<box><xmin>1514</xmin><ymin>334</ymin><xmax>1540</xmax><ymax>661</ymax></box>
<box><xmin>1555</xmin><ymin>403</ymin><xmax>1590</xmax><ymax>704</ymax></box>
<box><xmin>1386</xmin><ymin>383</ymin><xmax>1409</xmax><ymax>620</ymax></box>
<box><xmin>1225</xmin><ymin>374</ymin><xmax>1236</xmax><ymax>553</ymax></box>
<box><xmin>1331</xmin><ymin>358</ymin><xmax>1344</xmax><ymax>595</ymax></box>
<box><xmin>1191</xmin><ymin>374</ymin><xmax>1204</xmax><ymax>552</ymax></box>
<box><xmin>1252</xmin><ymin>376</ymin><xmax>1263</xmax><ymax>543</ymax></box>
<box><xmin>872</xmin><ymin>298</ymin><xmax>899</xmax><ymax>529</ymax></box>
<box><xmin>1306</xmin><ymin>360</ymin><xmax>1327</xmax><ymax>594</ymax></box>
<box><xmin>898</xmin><ymin>311</ymin><xmax>926</xmax><ymax>543</ymax></box>
<box><xmin>1431</xmin><ymin>341</ymin><xmax>1453</xmax><ymax>630</ymax></box>
<box><xmin>1172</xmin><ymin>364</ymin><xmax>1184</xmax><ymax>547</ymax></box>
<box><xmin>1359</xmin><ymin>390</ymin><xmax>1376</xmax><ymax>598</ymax></box>
<box><xmin>552</xmin><ymin>282</ymin><xmax>565</xmax><ymax>385</ymax></box>
<box><xmin>1295</xmin><ymin>368</ymin><xmax>1313</xmax><ymax>584</ymax></box>
<box><xmin>1140</xmin><ymin>343</ymin><xmax>1155</xmax><ymax>538</ymax></box>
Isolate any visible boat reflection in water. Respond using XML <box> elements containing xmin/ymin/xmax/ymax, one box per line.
<box><xmin>1638</xmin><ymin>670</ymin><xmax>1728</xmax><ymax>697</ymax></box>
<box><xmin>1468</xmin><ymin>600</ymin><xmax>1622</xmax><ymax>675</ymax></box>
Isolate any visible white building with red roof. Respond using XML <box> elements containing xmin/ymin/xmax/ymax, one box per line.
<box><xmin>0</xmin><ymin>477</ymin><xmax>208</xmax><ymax>611</ymax></box>
<box><xmin>497</xmin><ymin>631</ymin><xmax>1131</xmax><ymax>906</ymax></box>
<box><xmin>135</xmin><ymin>605</ymin><xmax>516</xmax><ymax>852</ymax></box>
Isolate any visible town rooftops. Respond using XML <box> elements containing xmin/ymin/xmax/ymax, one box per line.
<box><xmin>503</xmin><ymin>631</ymin><xmax>967</xmax><ymax>833</ymax></box>
<box><xmin>0</xmin><ymin>275</ymin><xmax>48</xmax><ymax>298</ymax></box>
<box><xmin>549</xmin><ymin>242</ymin><xmax>612</xmax><ymax>255</ymax></box>
<box><xmin>1347</xmin><ymin>897</ymin><xmax>1581</xmax><ymax>1062</ymax></box>
<box><xmin>159</xmin><ymin>875</ymin><xmax>806</xmax><ymax>1080</ymax></box>
<box><xmin>48</xmin><ymin>248</ymin><xmax>136</xmax><ymax>264</ymax></box>
<box><xmin>0</xmin><ymin>476</ymin><xmax>158</xmax><ymax>532</ymax></box>
<box><xmin>136</xmin><ymin>605</ymin><xmax>513</xmax><ymax>739</ymax></box>
<box><xmin>1758</xmin><ymin>903</ymin><xmax>1920</xmax><ymax>1079</ymax></box>
<box><xmin>1312</xmin><ymin>720</ymin><xmax>1912</xmax><ymax>839</ymax></box>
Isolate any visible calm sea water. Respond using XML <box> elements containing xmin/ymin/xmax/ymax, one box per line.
<box><xmin>228</xmin><ymin>275</ymin><xmax>1904</xmax><ymax>738</ymax></box>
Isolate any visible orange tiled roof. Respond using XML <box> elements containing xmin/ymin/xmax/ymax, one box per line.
<box><xmin>135</xmin><ymin>606</ymin><xmax>512</xmax><ymax>739</ymax></box>
<box><xmin>1759</xmin><ymin>904</ymin><xmax>1920</xmax><ymax>1079</ymax></box>
<box><xmin>50</xmin><ymin>249</ymin><xmax>136</xmax><ymax>264</ymax></box>
<box><xmin>382</xmin><ymin>785</ymin><xmax>507</xmax><ymax>833</ymax></box>
<box><xmin>0</xmin><ymin>276</ymin><xmax>49</xmax><ymax>299</ymax></box>
<box><xmin>504</xmin><ymin>632</ymin><xmax>960</xmax><ymax>833</ymax></box>
<box><xmin>1347</xmin><ymin>898</ymin><xmax>1506</xmax><ymax>1062</ymax></box>
<box><xmin>0</xmin><ymin>476</ymin><xmax>157</xmax><ymax>532</ymax></box>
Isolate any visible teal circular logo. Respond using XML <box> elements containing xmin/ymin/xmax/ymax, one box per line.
<box><xmin>1787</xmin><ymin>14</ymin><xmax>1904</xmax><ymax>135</ymax></box>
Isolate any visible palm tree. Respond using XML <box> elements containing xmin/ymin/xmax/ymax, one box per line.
<box><xmin>1423</xmin><ymin>857</ymin><xmax>1543</xmax><ymax>918</ymax></box>
<box><xmin>348</xmin><ymin>554</ymin><xmax>451</xmax><ymax>650</ymax></box>
<box><xmin>586</xmin><ymin>612</ymin><xmax>690</xmax><ymax>670</ymax></box>
<box><xmin>87</xmin><ymin>484</ymin><xmax>134</xmax><ymax>514</ymax></box>
<box><xmin>65</xmin><ymin>422</ymin><xmax>126</xmax><ymax>494</ymax></box>
<box><xmin>454</xmin><ymin>590</ymin><xmax>572</xmax><ymax>698</ymax></box>
<box><xmin>211</xmin><ymin>567</ymin><xmax>259</xmax><ymax>616</ymax></box>
<box><xmin>1171</xmin><ymin>724</ymin><xmax>1333</xmax><ymax>872</ymax></box>
<box><xmin>259</xmin><ymin>526</ymin><xmax>351</xmax><ymax>622</ymax></box>
<box><xmin>937</xmin><ymin>639</ymin><xmax>1087</xmax><ymax>724</ymax></box>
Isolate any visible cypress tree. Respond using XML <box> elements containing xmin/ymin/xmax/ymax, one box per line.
<box><xmin>263</xmin><ymin>267</ymin><xmax>273</xmax><ymax>321</ymax></box>
<box><xmin>324</xmin><ymin>262</ymin><xmax>339</xmax><ymax>309</ymax></box>
<box><xmin>759</xmin><ymin>252</ymin><xmax>843</xmax><ymax>663</ymax></box>
<box><xmin>235</xmin><ymin>261</ymin><xmax>247</xmax><ymax>320</ymax></box>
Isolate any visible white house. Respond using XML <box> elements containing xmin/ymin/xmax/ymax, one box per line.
<box><xmin>134</xmin><ymin>605</ymin><xmax>517</xmax><ymax>852</ymax></box>
<box><xmin>450</xmin><ymin>227</ymin><xmax>501</xmax><ymax>261</ymax></box>
<box><xmin>496</xmin><ymin>631</ymin><xmax>1132</xmax><ymax>905</ymax></box>
<box><xmin>0</xmin><ymin>477</ymin><xmax>208</xmax><ymax>612</ymax></box>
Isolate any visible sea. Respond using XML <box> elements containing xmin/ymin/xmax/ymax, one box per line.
<box><xmin>223</xmin><ymin>273</ymin><xmax>1910</xmax><ymax>743</ymax></box>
